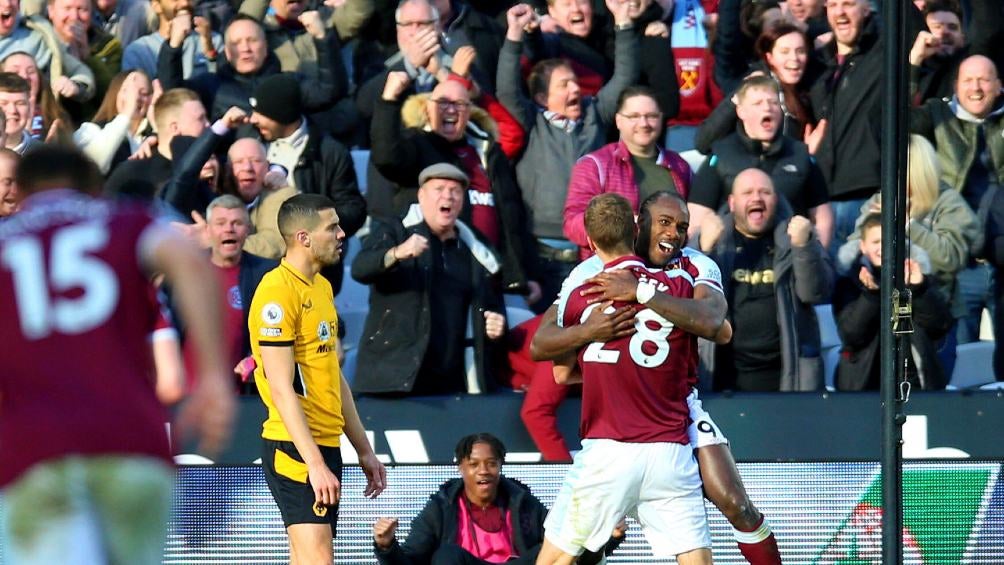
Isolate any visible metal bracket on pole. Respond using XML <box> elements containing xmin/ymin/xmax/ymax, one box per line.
<box><xmin>892</xmin><ymin>288</ymin><xmax>914</xmax><ymax>335</ymax></box>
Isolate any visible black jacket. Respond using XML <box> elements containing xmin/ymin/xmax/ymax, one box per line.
<box><xmin>691</xmin><ymin>125</ymin><xmax>828</xmax><ymax>217</ymax></box>
<box><xmin>809</xmin><ymin>15</ymin><xmax>884</xmax><ymax>200</ymax></box>
<box><xmin>291</xmin><ymin>119</ymin><xmax>367</xmax><ymax>294</ymax></box>
<box><xmin>374</xmin><ymin>477</ymin><xmax>546</xmax><ymax>565</ymax></box>
<box><xmin>370</xmin><ymin>97</ymin><xmax>534</xmax><ymax>293</ymax></box>
<box><xmin>157</xmin><ymin>41</ymin><xmax>343</xmax><ymax>120</ymax></box>
<box><xmin>832</xmin><ymin>259</ymin><xmax>953</xmax><ymax>391</ymax></box>
<box><xmin>351</xmin><ymin>212</ymin><xmax>505</xmax><ymax>394</ymax></box>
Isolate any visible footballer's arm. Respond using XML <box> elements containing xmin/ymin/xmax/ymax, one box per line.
<box><xmin>530</xmin><ymin>304</ymin><xmax>635</xmax><ymax>362</ymax></box>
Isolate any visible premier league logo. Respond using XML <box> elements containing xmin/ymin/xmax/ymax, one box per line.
<box><xmin>317</xmin><ymin>321</ymin><xmax>331</xmax><ymax>342</ymax></box>
<box><xmin>262</xmin><ymin>303</ymin><xmax>284</xmax><ymax>325</ymax></box>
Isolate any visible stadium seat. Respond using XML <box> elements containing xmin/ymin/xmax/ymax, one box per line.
<box><xmin>816</xmin><ymin>304</ymin><xmax>841</xmax><ymax>350</ymax></box>
<box><xmin>506</xmin><ymin>306</ymin><xmax>536</xmax><ymax>329</ymax></box>
<box><xmin>823</xmin><ymin>346</ymin><xmax>840</xmax><ymax>392</ymax></box>
<box><xmin>948</xmin><ymin>341</ymin><xmax>996</xmax><ymax>390</ymax></box>
<box><xmin>351</xmin><ymin>150</ymin><xmax>370</xmax><ymax>194</ymax></box>
<box><xmin>335</xmin><ymin>268</ymin><xmax>370</xmax><ymax>350</ymax></box>
<box><xmin>341</xmin><ymin>347</ymin><xmax>358</xmax><ymax>385</ymax></box>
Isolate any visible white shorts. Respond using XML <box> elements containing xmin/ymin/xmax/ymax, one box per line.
<box><xmin>687</xmin><ymin>389</ymin><xmax>729</xmax><ymax>449</ymax></box>
<box><xmin>544</xmin><ymin>439</ymin><xmax>711</xmax><ymax>558</ymax></box>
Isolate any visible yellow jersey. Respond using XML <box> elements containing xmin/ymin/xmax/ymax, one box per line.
<box><xmin>249</xmin><ymin>259</ymin><xmax>344</xmax><ymax>446</ymax></box>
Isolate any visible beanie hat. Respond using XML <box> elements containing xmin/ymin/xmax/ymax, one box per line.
<box><xmin>249</xmin><ymin>73</ymin><xmax>302</xmax><ymax>125</ymax></box>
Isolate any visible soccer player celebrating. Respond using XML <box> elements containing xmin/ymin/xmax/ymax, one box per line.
<box><xmin>0</xmin><ymin>145</ymin><xmax>235</xmax><ymax>564</ymax></box>
<box><xmin>249</xmin><ymin>193</ymin><xmax>386</xmax><ymax>564</ymax></box>
<box><xmin>535</xmin><ymin>190</ymin><xmax>781</xmax><ymax>564</ymax></box>
<box><xmin>535</xmin><ymin>193</ymin><xmax>714</xmax><ymax>565</ymax></box>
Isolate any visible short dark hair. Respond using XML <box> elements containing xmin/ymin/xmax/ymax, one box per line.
<box><xmin>616</xmin><ymin>85</ymin><xmax>662</xmax><ymax>114</ymax></box>
<box><xmin>860</xmin><ymin>212</ymin><xmax>882</xmax><ymax>238</ymax></box>
<box><xmin>585</xmin><ymin>193</ymin><xmax>635</xmax><ymax>253</ymax></box>
<box><xmin>277</xmin><ymin>193</ymin><xmax>336</xmax><ymax>240</ymax></box>
<box><xmin>0</xmin><ymin>72</ymin><xmax>29</xmax><ymax>95</ymax></box>
<box><xmin>17</xmin><ymin>145</ymin><xmax>103</xmax><ymax>195</ymax></box>
<box><xmin>923</xmin><ymin>0</ymin><xmax>962</xmax><ymax>20</ymax></box>
<box><xmin>636</xmin><ymin>190</ymin><xmax>688</xmax><ymax>258</ymax></box>
<box><xmin>754</xmin><ymin>21</ymin><xmax>808</xmax><ymax>60</ymax></box>
<box><xmin>527</xmin><ymin>58</ymin><xmax>571</xmax><ymax>101</ymax></box>
<box><xmin>455</xmin><ymin>433</ymin><xmax>506</xmax><ymax>463</ymax></box>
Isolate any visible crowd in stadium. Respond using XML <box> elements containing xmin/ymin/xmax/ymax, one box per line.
<box><xmin>0</xmin><ymin>0</ymin><xmax>1001</xmax><ymax>451</ymax></box>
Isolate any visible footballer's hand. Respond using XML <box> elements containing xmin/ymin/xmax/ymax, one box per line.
<box><xmin>359</xmin><ymin>451</ymin><xmax>386</xmax><ymax>498</ymax></box>
<box><xmin>581</xmin><ymin>300</ymin><xmax>636</xmax><ymax>342</ymax></box>
<box><xmin>582</xmin><ymin>269</ymin><xmax>640</xmax><ymax>303</ymax></box>
<box><xmin>308</xmin><ymin>460</ymin><xmax>341</xmax><ymax>506</ymax></box>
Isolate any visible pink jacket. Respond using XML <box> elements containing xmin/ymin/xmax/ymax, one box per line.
<box><xmin>563</xmin><ymin>141</ymin><xmax>692</xmax><ymax>257</ymax></box>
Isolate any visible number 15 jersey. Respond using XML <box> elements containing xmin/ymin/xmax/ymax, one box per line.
<box><xmin>560</xmin><ymin>255</ymin><xmax>701</xmax><ymax>445</ymax></box>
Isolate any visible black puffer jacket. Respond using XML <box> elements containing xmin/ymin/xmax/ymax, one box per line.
<box><xmin>374</xmin><ymin>477</ymin><xmax>546</xmax><ymax>565</ymax></box>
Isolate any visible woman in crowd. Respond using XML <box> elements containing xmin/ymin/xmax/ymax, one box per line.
<box><xmin>73</xmin><ymin>70</ymin><xmax>153</xmax><ymax>174</ymax></box>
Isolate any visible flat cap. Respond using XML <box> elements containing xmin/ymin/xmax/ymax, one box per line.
<box><xmin>418</xmin><ymin>163</ymin><xmax>469</xmax><ymax>188</ymax></box>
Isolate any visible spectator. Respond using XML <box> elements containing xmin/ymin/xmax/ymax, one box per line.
<box><xmin>696</xmin><ymin>168</ymin><xmax>832</xmax><ymax>391</ymax></box>
<box><xmin>122</xmin><ymin>0</ymin><xmax>221</xmax><ymax>80</ymax></box>
<box><xmin>2</xmin><ymin>51</ymin><xmax>71</xmax><ymax>140</ymax></box>
<box><xmin>90</xmin><ymin>0</ymin><xmax>154</xmax><ymax>46</ymax></box>
<box><xmin>695</xmin><ymin>22</ymin><xmax>823</xmax><ymax>154</ymax></box>
<box><xmin>810</xmin><ymin>0</ymin><xmax>884</xmax><ymax>249</ymax></box>
<box><xmin>909</xmin><ymin>0</ymin><xmax>1003</xmax><ymax>105</ymax></box>
<box><xmin>0</xmin><ymin>0</ymin><xmax>96</xmax><ymax>102</ymax></box>
<box><xmin>172</xmin><ymin>194</ymin><xmax>279</xmax><ymax>394</ymax></box>
<box><xmin>787</xmin><ymin>0</ymin><xmax>828</xmax><ymax>41</ymax></box>
<box><xmin>0</xmin><ymin>72</ymin><xmax>40</xmax><ymax>154</ymax></box>
<box><xmin>372</xmin><ymin>433</ymin><xmax>549</xmax><ymax>564</ymax></box>
<box><xmin>236</xmin><ymin>0</ymin><xmax>356</xmax><ymax>140</ymax></box>
<box><xmin>0</xmin><ymin>146</ymin><xmax>17</xmax><ymax>216</ymax></box>
<box><xmin>73</xmin><ymin>70</ymin><xmax>152</xmax><ymax>174</ymax></box>
<box><xmin>248</xmin><ymin>72</ymin><xmax>366</xmax><ymax>293</ymax></box>
<box><xmin>239</xmin><ymin>0</ymin><xmax>373</xmax><ymax>46</ymax></box>
<box><xmin>47</xmin><ymin>0</ymin><xmax>122</xmax><ymax>121</ymax></box>
<box><xmin>563</xmin><ymin>85</ymin><xmax>692</xmax><ymax>259</ymax></box>
<box><xmin>355</xmin><ymin>0</ymin><xmax>454</xmax><ymax>125</ymax></box>
<box><xmin>428</xmin><ymin>0</ymin><xmax>504</xmax><ymax>92</ymax></box>
<box><xmin>982</xmin><ymin>171</ymin><xmax>1004</xmax><ymax>380</ymax></box>
<box><xmin>832</xmin><ymin>213</ymin><xmax>954</xmax><ymax>390</ymax></box>
<box><xmin>370</xmin><ymin>71</ymin><xmax>539</xmax><ymax>301</ymax></box>
<box><xmin>689</xmin><ymin>75</ymin><xmax>834</xmax><ymax>249</ymax></box>
<box><xmin>497</xmin><ymin>2</ymin><xmax>638</xmax><ymax>307</ymax></box>
<box><xmin>105</xmin><ymin>87</ymin><xmax>207</xmax><ymax>197</ymax></box>
<box><xmin>911</xmin><ymin>54</ymin><xmax>1003</xmax><ymax>349</ymax></box>
<box><xmin>351</xmin><ymin>163</ymin><xmax>506</xmax><ymax>395</ymax></box>
<box><xmin>222</xmin><ymin>137</ymin><xmax>299</xmax><ymax>259</ymax></box>
<box><xmin>713</xmin><ymin>0</ymin><xmax>784</xmax><ymax>95</ymax></box>
<box><xmin>160</xmin><ymin>15</ymin><xmax>342</xmax><ymax>121</ymax></box>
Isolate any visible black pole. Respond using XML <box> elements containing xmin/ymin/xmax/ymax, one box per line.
<box><xmin>881</xmin><ymin>0</ymin><xmax>909</xmax><ymax>562</ymax></box>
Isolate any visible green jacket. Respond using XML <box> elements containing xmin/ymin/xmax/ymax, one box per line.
<box><xmin>911</xmin><ymin>96</ymin><xmax>1004</xmax><ymax>194</ymax></box>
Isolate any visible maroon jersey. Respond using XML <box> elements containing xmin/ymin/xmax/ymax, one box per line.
<box><xmin>0</xmin><ymin>190</ymin><xmax>172</xmax><ymax>488</ymax></box>
<box><xmin>560</xmin><ymin>255</ymin><xmax>697</xmax><ymax>444</ymax></box>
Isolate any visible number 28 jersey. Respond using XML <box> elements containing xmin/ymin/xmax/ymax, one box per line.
<box><xmin>0</xmin><ymin>190</ymin><xmax>171</xmax><ymax>488</ymax></box>
<box><xmin>560</xmin><ymin>255</ymin><xmax>707</xmax><ymax>445</ymax></box>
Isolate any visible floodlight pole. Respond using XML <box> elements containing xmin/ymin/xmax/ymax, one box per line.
<box><xmin>880</xmin><ymin>0</ymin><xmax>910</xmax><ymax>562</ymax></box>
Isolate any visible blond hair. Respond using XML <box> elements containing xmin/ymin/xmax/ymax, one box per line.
<box><xmin>907</xmin><ymin>134</ymin><xmax>941</xmax><ymax>219</ymax></box>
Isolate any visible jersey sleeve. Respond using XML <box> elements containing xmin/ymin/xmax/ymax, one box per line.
<box><xmin>249</xmin><ymin>280</ymin><xmax>300</xmax><ymax>347</ymax></box>
<box><xmin>689</xmin><ymin>252</ymin><xmax>725</xmax><ymax>294</ymax></box>
<box><xmin>555</xmin><ymin>255</ymin><xmax>604</xmax><ymax>325</ymax></box>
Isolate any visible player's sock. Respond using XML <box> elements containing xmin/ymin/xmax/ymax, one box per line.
<box><xmin>734</xmin><ymin>515</ymin><xmax>781</xmax><ymax>565</ymax></box>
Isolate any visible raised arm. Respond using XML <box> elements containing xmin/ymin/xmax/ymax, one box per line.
<box><xmin>497</xmin><ymin>4</ymin><xmax>539</xmax><ymax>131</ymax></box>
<box><xmin>595</xmin><ymin>0</ymin><xmax>640</xmax><ymax>124</ymax></box>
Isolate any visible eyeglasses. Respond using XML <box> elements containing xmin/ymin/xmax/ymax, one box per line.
<box><xmin>396</xmin><ymin>18</ymin><xmax>438</xmax><ymax>28</ymax></box>
<box><xmin>431</xmin><ymin>98</ymin><xmax>471</xmax><ymax>111</ymax></box>
<box><xmin>618</xmin><ymin>112</ymin><xmax>663</xmax><ymax>123</ymax></box>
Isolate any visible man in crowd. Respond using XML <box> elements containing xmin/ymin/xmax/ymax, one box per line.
<box><xmin>497</xmin><ymin>1</ymin><xmax>638</xmax><ymax>308</ymax></box>
<box><xmin>697</xmin><ymin>168</ymin><xmax>832</xmax><ymax>391</ymax></box>
<box><xmin>564</xmin><ymin>85</ymin><xmax>692</xmax><ymax>259</ymax></box>
<box><xmin>105</xmin><ymin>87</ymin><xmax>208</xmax><ymax>196</ymax></box>
<box><xmin>47</xmin><ymin>0</ymin><xmax>121</xmax><ymax>119</ymax></box>
<box><xmin>227</xmin><ymin>137</ymin><xmax>299</xmax><ymax>258</ymax></box>
<box><xmin>0</xmin><ymin>144</ymin><xmax>234</xmax><ymax>563</ymax></box>
<box><xmin>0</xmin><ymin>72</ymin><xmax>37</xmax><ymax>153</ymax></box>
<box><xmin>811</xmin><ymin>0</ymin><xmax>883</xmax><ymax>248</ymax></box>
<box><xmin>159</xmin><ymin>15</ymin><xmax>342</xmax><ymax>121</ymax></box>
<box><xmin>911</xmin><ymin>54</ymin><xmax>1004</xmax><ymax>352</ymax></box>
<box><xmin>370</xmin><ymin>70</ymin><xmax>538</xmax><ymax>301</ymax></box>
<box><xmin>250</xmin><ymin>193</ymin><xmax>386</xmax><ymax>565</ymax></box>
<box><xmin>689</xmin><ymin>75</ymin><xmax>833</xmax><ymax>249</ymax></box>
<box><xmin>248</xmin><ymin>72</ymin><xmax>366</xmax><ymax>293</ymax></box>
<box><xmin>351</xmin><ymin>163</ymin><xmax>507</xmax><ymax>395</ymax></box>
<box><xmin>122</xmin><ymin>0</ymin><xmax>221</xmax><ymax>80</ymax></box>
